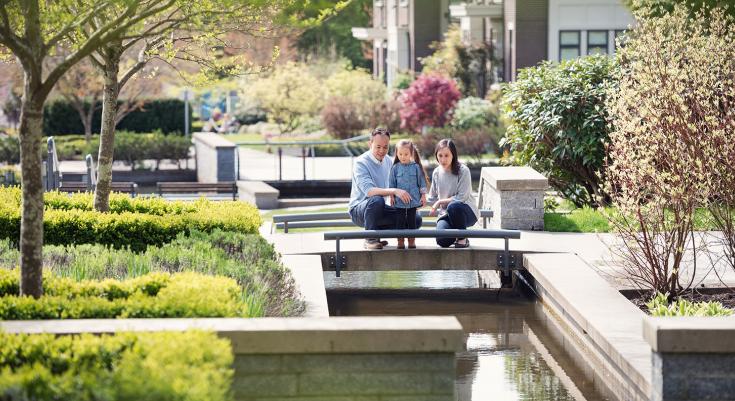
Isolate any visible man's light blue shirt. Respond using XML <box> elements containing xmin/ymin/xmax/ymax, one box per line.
<box><xmin>348</xmin><ymin>151</ymin><xmax>393</xmax><ymax>211</ymax></box>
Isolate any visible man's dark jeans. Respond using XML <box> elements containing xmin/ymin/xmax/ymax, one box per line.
<box><xmin>349</xmin><ymin>196</ymin><xmax>422</xmax><ymax>230</ymax></box>
<box><xmin>436</xmin><ymin>200</ymin><xmax>478</xmax><ymax>248</ymax></box>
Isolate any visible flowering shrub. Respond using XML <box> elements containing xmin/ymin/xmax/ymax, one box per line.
<box><xmin>501</xmin><ymin>55</ymin><xmax>616</xmax><ymax>207</ymax></box>
<box><xmin>399</xmin><ymin>74</ymin><xmax>461</xmax><ymax>134</ymax></box>
<box><xmin>604</xmin><ymin>6</ymin><xmax>735</xmax><ymax>297</ymax></box>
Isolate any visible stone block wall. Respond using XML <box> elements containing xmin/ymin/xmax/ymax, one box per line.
<box><xmin>478</xmin><ymin>167</ymin><xmax>548</xmax><ymax>230</ymax></box>
<box><xmin>232</xmin><ymin>353</ymin><xmax>455</xmax><ymax>401</ymax></box>
<box><xmin>193</xmin><ymin>133</ymin><xmax>237</xmax><ymax>183</ymax></box>
<box><xmin>645</xmin><ymin>317</ymin><xmax>735</xmax><ymax>401</ymax></box>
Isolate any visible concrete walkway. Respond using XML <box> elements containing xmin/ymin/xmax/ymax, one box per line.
<box><xmin>238</xmin><ymin>147</ymin><xmax>355</xmax><ymax>181</ymax></box>
<box><xmin>265</xmin><ymin>229</ymin><xmax>735</xmax><ymax>291</ymax></box>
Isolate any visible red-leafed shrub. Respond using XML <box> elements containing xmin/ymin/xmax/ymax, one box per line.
<box><xmin>367</xmin><ymin>98</ymin><xmax>402</xmax><ymax>134</ymax></box>
<box><xmin>320</xmin><ymin>96</ymin><xmax>365</xmax><ymax>139</ymax></box>
<box><xmin>399</xmin><ymin>74</ymin><xmax>461</xmax><ymax>134</ymax></box>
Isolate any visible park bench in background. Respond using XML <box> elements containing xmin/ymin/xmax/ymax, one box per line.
<box><xmin>157</xmin><ymin>182</ymin><xmax>238</xmax><ymax>200</ymax></box>
<box><xmin>58</xmin><ymin>181</ymin><xmax>138</xmax><ymax>197</ymax></box>
<box><xmin>272</xmin><ymin>209</ymin><xmax>494</xmax><ymax>233</ymax></box>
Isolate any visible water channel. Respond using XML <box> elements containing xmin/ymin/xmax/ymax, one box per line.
<box><xmin>325</xmin><ymin>271</ymin><xmax>617</xmax><ymax>401</ymax></box>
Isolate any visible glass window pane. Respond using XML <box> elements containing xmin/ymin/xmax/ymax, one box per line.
<box><xmin>560</xmin><ymin>48</ymin><xmax>579</xmax><ymax>61</ymax></box>
<box><xmin>560</xmin><ymin>31</ymin><xmax>579</xmax><ymax>45</ymax></box>
<box><xmin>588</xmin><ymin>46</ymin><xmax>607</xmax><ymax>55</ymax></box>
<box><xmin>588</xmin><ymin>31</ymin><xmax>607</xmax><ymax>46</ymax></box>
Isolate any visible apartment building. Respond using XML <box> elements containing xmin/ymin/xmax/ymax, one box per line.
<box><xmin>352</xmin><ymin>0</ymin><xmax>635</xmax><ymax>86</ymax></box>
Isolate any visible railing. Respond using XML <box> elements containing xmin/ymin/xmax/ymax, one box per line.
<box><xmin>273</xmin><ymin>209</ymin><xmax>494</xmax><ymax>233</ymax></box>
<box><xmin>234</xmin><ymin>134</ymin><xmax>370</xmax><ymax>181</ymax></box>
<box><xmin>323</xmin><ymin>228</ymin><xmax>520</xmax><ymax>277</ymax></box>
<box><xmin>44</xmin><ymin>137</ymin><xmax>61</xmax><ymax>191</ymax></box>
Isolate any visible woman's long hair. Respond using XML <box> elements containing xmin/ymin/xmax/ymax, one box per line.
<box><xmin>393</xmin><ymin>139</ymin><xmax>430</xmax><ymax>187</ymax></box>
<box><xmin>435</xmin><ymin>138</ymin><xmax>461</xmax><ymax>175</ymax></box>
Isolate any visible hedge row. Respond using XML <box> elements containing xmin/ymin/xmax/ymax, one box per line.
<box><xmin>43</xmin><ymin>98</ymin><xmax>192</xmax><ymax>135</ymax></box>
<box><xmin>54</xmin><ymin>132</ymin><xmax>191</xmax><ymax>164</ymax></box>
<box><xmin>0</xmin><ymin>331</ymin><xmax>232</xmax><ymax>401</ymax></box>
<box><xmin>0</xmin><ymin>229</ymin><xmax>303</xmax><ymax>317</ymax></box>
<box><xmin>0</xmin><ymin>187</ymin><xmax>261</xmax><ymax>251</ymax></box>
<box><xmin>0</xmin><ymin>270</ymin><xmax>249</xmax><ymax>319</ymax></box>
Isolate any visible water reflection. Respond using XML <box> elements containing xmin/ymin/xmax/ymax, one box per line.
<box><xmin>326</xmin><ymin>271</ymin><xmax>613</xmax><ymax>401</ymax></box>
<box><xmin>324</xmin><ymin>270</ymin><xmax>480</xmax><ymax>290</ymax></box>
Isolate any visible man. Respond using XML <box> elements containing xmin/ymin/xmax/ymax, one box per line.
<box><xmin>348</xmin><ymin>127</ymin><xmax>422</xmax><ymax>249</ymax></box>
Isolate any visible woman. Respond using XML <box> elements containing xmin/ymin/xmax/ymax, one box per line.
<box><xmin>428</xmin><ymin>139</ymin><xmax>479</xmax><ymax>248</ymax></box>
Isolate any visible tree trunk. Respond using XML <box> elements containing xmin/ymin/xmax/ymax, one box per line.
<box><xmin>93</xmin><ymin>45</ymin><xmax>122</xmax><ymax>212</ymax></box>
<box><xmin>83</xmin><ymin>107</ymin><xmax>94</xmax><ymax>144</ymax></box>
<box><xmin>18</xmin><ymin>90</ymin><xmax>45</xmax><ymax>298</ymax></box>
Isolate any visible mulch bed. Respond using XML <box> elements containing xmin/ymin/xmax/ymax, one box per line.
<box><xmin>624</xmin><ymin>289</ymin><xmax>735</xmax><ymax>314</ymax></box>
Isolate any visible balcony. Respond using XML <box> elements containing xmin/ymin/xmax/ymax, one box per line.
<box><xmin>351</xmin><ymin>27</ymin><xmax>388</xmax><ymax>41</ymax></box>
<box><xmin>449</xmin><ymin>1</ymin><xmax>502</xmax><ymax>18</ymax></box>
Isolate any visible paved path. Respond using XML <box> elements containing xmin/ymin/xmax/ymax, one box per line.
<box><xmin>265</xmin><ymin>228</ymin><xmax>735</xmax><ymax>290</ymax></box>
<box><xmin>238</xmin><ymin>148</ymin><xmax>354</xmax><ymax>181</ymax></box>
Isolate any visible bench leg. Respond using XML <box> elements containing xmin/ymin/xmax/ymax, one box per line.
<box><xmin>335</xmin><ymin>239</ymin><xmax>341</xmax><ymax>278</ymax></box>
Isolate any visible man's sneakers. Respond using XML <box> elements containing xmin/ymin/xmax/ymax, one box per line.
<box><xmin>364</xmin><ymin>238</ymin><xmax>383</xmax><ymax>250</ymax></box>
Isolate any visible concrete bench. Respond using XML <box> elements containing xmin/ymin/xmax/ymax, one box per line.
<box><xmin>273</xmin><ymin>209</ymin><xmax>494</xmax><ymax>233</ymax></box>
<box><xmin>58</xmin><ymin>181</ymin><xmax>138</xmax><ymax>197</ymax></box>
<box><xmin>157</xmin><ymin>182</ymin><xmax>237</xmax><ymax>200</ymax></box>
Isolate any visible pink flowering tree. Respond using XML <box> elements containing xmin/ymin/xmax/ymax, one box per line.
<box><xmin>399</xmin><ymin>74</ymin><xmax>461</xmax><ymax>134</ymax></box>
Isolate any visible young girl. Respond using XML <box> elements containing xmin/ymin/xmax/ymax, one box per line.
<box><xmin>389</xmin><ymin>140</ymin><xmax>429</xmax><ymax>249</ymax></box>
<box><xmin>428</xmin><ymin>139</ymin><xmax>479</xmax><ymax>248</ymax></box>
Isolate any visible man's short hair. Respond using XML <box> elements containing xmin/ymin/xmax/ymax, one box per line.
<box><xmin>371</xmin><ymin>127</ymin><xmax>391</xmax><ymax>138</ymax></box>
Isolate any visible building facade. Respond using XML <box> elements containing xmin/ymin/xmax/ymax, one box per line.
<box><xmin>352</xmin><ymin>0</ymin><xmax>635</xmax><ymax>87</ymax></box>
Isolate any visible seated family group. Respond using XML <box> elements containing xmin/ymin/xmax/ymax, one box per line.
<box><xmin>348</xmin><ymin>127</ymin><xmax>479</xmax><ymax>250</ymax></box>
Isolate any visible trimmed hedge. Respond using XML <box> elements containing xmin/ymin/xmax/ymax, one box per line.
<box><xmin>43</xmin><ymin>98</ymin><xmax>193</xmax><ymax>135</ymax></box>
<box><xmin>0</xmin><ymin>135</ymin><xmax>19</xmax><ymax>164</ymax></box>
<box><xmin>52</xmin><ymin>132</ymin><xmax>191</xmax><ymax>165</ymax></box>
<box><xmin>0</xmin><ymin>229</ymin><xmax>305</xmax><ymax>317</ymax></box>
<box><xmin>0</xmin><ymin>270</ymin><xmax>250</xmax><ymax>319</ymax></box>
<box><xmin>0</xmin><ymin>187</ymin><xmax>261</xmax><ymax>251</ymax></box>
<box><xmin>0</xmin><ymin>331</ymin><xmax>232</xmax><ymax>401</ymax></box>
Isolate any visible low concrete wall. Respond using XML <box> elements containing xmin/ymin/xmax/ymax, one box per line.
<box><xmin>478</xmin><ymin>167</ymin><xmax>548</xmax><ymax>230</ymax></box>
<box><xmin>524</xmin><ymin>253</ymin><xmax>651</xmax><ymax>401</ymax></box>
<box><xmin>644</xmin><ymin>317</ymin><xmax>735</xmax><ymax>401</ymax></box>
<box><xmin>237</xmin><ymin>180</ymin><xmax>279</xmax><ymax>209</ymax></box>
<box><xmin>193</xmin><ymin>133</ymin><xmax>237</xmax><ymax>183</ymax></box>
<box><xmin>1</xmin><ymin>317</ymin><xmax>463</xmax><ymax>401</ymax></box>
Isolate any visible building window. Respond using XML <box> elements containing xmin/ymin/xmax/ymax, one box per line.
<box><xmin>614</xmin><ymin>30</ymin><xmax>627</xmax><ymax>51</ymax></box>
<box><xmin>559</xmin><ymin>31</ymin><xmax>580</xmax><ymax>61</ymax></box>
<box><xmin>399</xmin><ymin>0</ymin><xmax>408</xmax><ymax>5</ymax></box>
<box><xmin>587</xmin><ymin>31</ymin><xmax>608</xmax><ymax>55</ymax></box>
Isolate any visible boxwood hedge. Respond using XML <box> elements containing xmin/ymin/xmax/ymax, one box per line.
<box><xmin>0</xmin><ymin>270</ymin><xmax>253</xmax><ymax>319</ymax></box>
<box><xmin>0</xmin><ymin>331</ymin><xmax>232</xmax><ymax>401</ymax></box>
<box><xmin>0</xmin><ymin>187</ymin><xmax>261</xmax><ymax>251</ymax></box>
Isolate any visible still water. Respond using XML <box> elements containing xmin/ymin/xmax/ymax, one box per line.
<box><xmin>325</xmin><ymin>271</ymin><xmax>615</xmax><ymax>401</ymax></box>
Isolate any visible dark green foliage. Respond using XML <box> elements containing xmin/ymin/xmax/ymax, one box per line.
<box><xmin>501</xmin><ymin>55</ymin><xmax>617</xmax><ymax>207</ymax></box>
<box><xmin>51</xmin><ymin>132</ymin><xmax>191</xmax><ymax>167</ymax></box>
<box><xmin>296</xmin><ymin>0</ymin><xmax>371</xmax><ymax>69</ymax></box>
<box><xmin>0</xmin><ymin>331</ymin><xmax>233</xmax><ymax>401</ymax></box>
<box><xmin>43</xmin><ymin>99</ymin><xmax>192</xmax><ymax>135</ymax></box>
<box><xmin>0</xmin><ymin>136</ymin><xmax>19</xmax><ymax>164</ymax></box>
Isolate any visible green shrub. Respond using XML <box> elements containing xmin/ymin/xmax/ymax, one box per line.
<box><xmin>43</xmin><ymin>98</ymin><xmax>193</xmax><ymax>135</ymax></box>
<box><xmin>0</xmin><ymin>270</ymin><xmax>248</xmax><ymax>319</ymax></box>
<box><xmin>49</xmin><ymin>132</ymin><xmax>191</xmax><ymax>166</ymax></box>
<box><xmin>450</xmin><ymin>96</ymin><xmax>497</xmax><ymax>130</ymax></box>
<box><xmin>0</xmin><ymin>136</ymin><xmax>19</xmax><ymax>164</ymax></box>
<box><xmin>0</xmin><ymin>229</ymin><xmax>304</xmax><ymax>317</ymax></box>
<box><xmin>0</xmin><ymin>187</ymin><xmax>261</xmax><ymax>251</ymax></box>
<box><xmin>501</xmin><ymin>55</ymin><xmax>617</xmax><ymax>208</ymax></box>
<box><xmin>647</xmin><ymin>292</ymin><xmax>733</xmax><ymax>317</ymax></box>
<box><xmin>0</xmin><ymin>331</ymin><xmax>232</xmax><ymax>401</ymax></box>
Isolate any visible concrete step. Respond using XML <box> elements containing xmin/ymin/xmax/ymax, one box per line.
<box><xmin>277</xmin><ymin>198</ymin><xmax>350</xmax><ymax>208</ymax></box>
